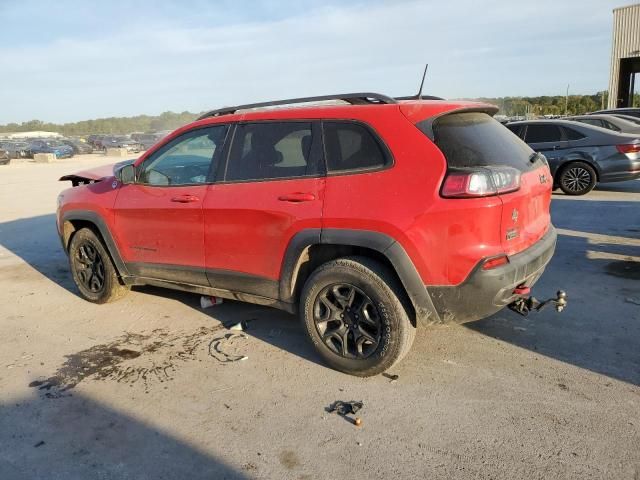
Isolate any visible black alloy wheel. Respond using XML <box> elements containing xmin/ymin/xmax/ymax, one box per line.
<box><xmin>313</xmin><ymin>283</ymin><xmax>382</xmax><ymax>359</ymax></box>
<box><xmin>72</xmin><ymin>241</ymin><xmax>106</xmax><ymax>294</ymax></box>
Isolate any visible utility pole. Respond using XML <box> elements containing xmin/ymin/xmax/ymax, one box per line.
<box><xmin>564</xmin><ymin>84</ymin><xmax>569</xmax><ymax>116</ymax></box>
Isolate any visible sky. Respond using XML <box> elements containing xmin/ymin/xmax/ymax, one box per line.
<box><xmin>0</xmin><ymin>0</ymin><xmax>633</xmax><ymax>124</ymax></box>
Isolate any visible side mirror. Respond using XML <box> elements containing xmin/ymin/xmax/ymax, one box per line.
<box><xmin>116</xmin><ymin>164</ymin><xmax>136</xmax><ymax>184</ymax></box>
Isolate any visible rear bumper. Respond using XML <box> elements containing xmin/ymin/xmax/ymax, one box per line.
<box><xmin>427</xmin><ymin>225</ymin><xmax>557</xmax><ymax>323</ymax></box>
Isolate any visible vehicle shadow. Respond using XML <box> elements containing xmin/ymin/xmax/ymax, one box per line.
<box><xmin>594</xmin><ymin>179</ymin><xmax>640</xmax><ymax>193</ymax></box>
<box><xmin>468</xmin><ymin>197</ymin><xmax>640</xmax><ymax>386</ymax></box>
<box><xmin>0</xmin><ymin>213</ymin><xmax>324</xmax><ymax>368</ymax></box>
<box><xmin>130</xmin><ymin>284</ymin><xmax>325</xmax><ymax>367</ymax></box>
<box><xmin>0</xmin><ymin>213</ymin><xmax>77</xmax><ymax>294</ymax></box>
<box><xmin>0</xmin><ymin>391</ymin><xmax>248</xmax><ymax>479</ymax></box>
<box><xmin>2</xmin><ymin>209</ymin><xmax>638</xmax><ymax>386</ymax></box>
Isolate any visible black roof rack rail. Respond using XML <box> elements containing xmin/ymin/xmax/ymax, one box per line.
<box><xmin>197</xmin><ymin>92</ymin><xmax>398</xmax><ymax>120</ymax></box>
<box><xmin>395</xmin><ymin>95</ymin><xmax>445</xmax><ymax>101</ymax></box>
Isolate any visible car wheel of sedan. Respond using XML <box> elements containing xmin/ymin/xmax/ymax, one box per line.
<box><xmin>558</xmin><ymin>161</ymin><xmax>597</xmax><ymax>196</ymax></box>
<box><xmin>69</xmin><ymin>228</ymin><xmax>128</xmax><ymax>304</ymax></box>
<box><xmin>300</xmin><ymin>256</ymin><xmax>415</xmax><ymax>377</ymax></box>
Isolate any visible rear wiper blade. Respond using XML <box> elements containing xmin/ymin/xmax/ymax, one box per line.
<box><xmin>529</xmin><ymin>152</ymin><xmax>540</xmax><ymax>163</ymax></box>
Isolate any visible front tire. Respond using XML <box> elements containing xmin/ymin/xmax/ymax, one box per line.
<box><xmin>558</xmin><ymin>161</ymin><xmax>597</xmax><ymax>195</ymax></box>
<box><xmin>68</xmin><ymin>228</ymin><xmax>128</xmax><ymax>304</ymax></box>
<box><xmin>300</xmin><ymin>257</ymin><xmax>415</xmax><ymax>377</ymax></box>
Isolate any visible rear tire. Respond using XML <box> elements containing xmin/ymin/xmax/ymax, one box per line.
<box><xmin>68</xmin><ymin>228</ymin><xmax>128</xmax><ymax>304</ymax></box>
<box><xmin>558</xmin><ymin>161</ymin><xmax>597</xmax><ymax>196</ymax></box>
<box><xmin>300</xmin><ymin>256</ymin><xmax>415</xmax><ymax>377</ymax></box>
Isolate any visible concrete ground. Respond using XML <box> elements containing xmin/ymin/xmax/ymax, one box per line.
<box><xmin>0</xmin><ymin>154</ymin><xmax>638</xmax><ymax>479</ymax></box>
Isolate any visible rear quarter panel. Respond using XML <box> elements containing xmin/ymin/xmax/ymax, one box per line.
<box><xmin>322</xmin><ymin>108</ymin><xmax>506</xmax><ymax>286</ymax></box>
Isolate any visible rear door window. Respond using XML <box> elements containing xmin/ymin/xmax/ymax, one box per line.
<box><xmin>427</xmin><ymin>112</ymin><xmax>534</xmax><ymax>170</ymax></box>
<box><xmin>524</xmin><ymin>124</ymin><xmax>563</xmax><ymax>143</ymax></box>
<box><xmin>322</xmin><ymin>121</ymin><xmax>391</xmax><ymax>173</ymax></box>
<box><xmin>225</xmin><ymin>122</ymin><xmax>322</xmax><ymax>182</ymax></box>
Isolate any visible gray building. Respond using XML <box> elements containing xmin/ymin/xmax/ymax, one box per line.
<box><xmin>608</xmin><ymin>3</ymin><xmax>640</xmax><ymax>108</ymax></box>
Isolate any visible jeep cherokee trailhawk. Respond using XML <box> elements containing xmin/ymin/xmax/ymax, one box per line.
<box><xmin>57</xmin><ymin>93</ymin><xmax>557</xmax><ymax>376</ymax></box>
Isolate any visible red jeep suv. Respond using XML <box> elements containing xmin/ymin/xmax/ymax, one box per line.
<box><xmin>57</xmin><ymin>93</ymin><xmax>556</xmax><ymax>376</ymax></box>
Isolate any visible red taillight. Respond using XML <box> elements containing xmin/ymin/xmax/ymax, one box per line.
<box><xmin>616</xmin><ymin>144</ymin><xmax>640</xmax><ymax>154</ymax></box>
<box><xmin>482</xmin><ymin>254</ymin><xmax>509</xmax><ymax>270</ymax></box>
<box><xmin>441</xmin><ymin>166</ymin><xmax>521</xmax><ymax>198</ymax></box>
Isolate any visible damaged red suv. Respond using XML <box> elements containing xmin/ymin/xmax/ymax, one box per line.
<box><xmin>57</xmin><ymin>93</ymin><xmax>556</xmax><ymax>376</ymax></box>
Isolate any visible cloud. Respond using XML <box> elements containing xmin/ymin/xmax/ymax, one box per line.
<box><xmin>0</xmin><ymin>0</ymin><xmax>628</xmax><ymax>123</ymax></box>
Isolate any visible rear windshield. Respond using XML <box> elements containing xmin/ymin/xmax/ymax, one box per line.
<box><xmin>425</xmin><ymin>112</ymin><xmax>536</xmax><ymax>171</ymax></box>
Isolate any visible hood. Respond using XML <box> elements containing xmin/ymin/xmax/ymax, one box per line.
<box><xmin>59</xmin><ymin>159</ymin><xmax>135</xmax><ymax>186</ymax></box>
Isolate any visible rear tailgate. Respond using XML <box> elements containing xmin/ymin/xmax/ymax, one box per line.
<box><xmin>499</xmin><ymin>166</ymin><xmax>552</xmax><ymax>255</ymax></box>
<box><xmin>427</xmin><ymin>111</ymin><xmax>552</xmax><ymax>257</ymax></box>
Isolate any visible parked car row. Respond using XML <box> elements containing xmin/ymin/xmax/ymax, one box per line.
<box><xmin>506</xmin><ymin>110</ymin><xmax>640</xmax><ymax>195</ymax></box>
<box><xmin>86</xmin><ymin>132</ymin><xmax>168</xmax><ymax>152</ymax></box>
<box><xmin>0</xmin><ymin>139</ymin><xmax>78</xmax><ymax>159</ymax></box>
<box><xmin>0</xmin><ymin>131</ymin><xmax>170</xmax><ymax>164</ymax></box>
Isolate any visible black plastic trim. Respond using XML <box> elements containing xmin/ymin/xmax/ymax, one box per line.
<box><xmin>127</xmin><ymin>277</ymin><xmax>295</xmax><ymax>313</ymax></box>
<box><xmin>126</xmin><ymin>262</ymin><xmax>209</xmax><ymax>286</ymax></box>
<box><xmin>280</xmin><ymin>228</ymin><xmax>441</xmax><ymax>324</ymax></box>
<box><xmin>125</xmin><ymin>262</ymin><xmax>280</xmax><ymax>299</ymax></box>
<box><xmin>60</xmin><ymin>210</ymin><xmax>130</xmax><ymax>277</ymax></box>
<box><xmin>428</xmin><ymin>226</ymin><xmax>557</xmax><ymax>324</ymax></box>
<box><xmin>279</xmin><ymin>229</ymin><xmax>322</xmax><ymax>303</ymax></box>
<box><xmin>198</xmin><ymin>92</ymin><xmax>398</xmax><ymax>119</ymax></box>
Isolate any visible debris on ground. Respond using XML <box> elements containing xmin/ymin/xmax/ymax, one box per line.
<box><xmin>382</xmin><ymin>373</ymin><xmax>399</xmax><ymax>383</ymax></box>
<box><xmin>34</xmin><ymin>441</ymin><xmax>45</xmax><ymax>448</ymax></box>
<box><xmin>326</xmin><ymin>401</ymin><xmax>365</xmax><ymax>426</ymax></box>
<box><xmin>208</xmin><ymin>333</ymin><xmax>249</xmax><ymax>363</ymax></box>
<box><xmin>200</xmin><ymin>296</ymin><xmax>224</xmax><ymax>309</ymax></box>
<box><xmin>228</xmin><ymin>321</ymin><xmax>248</xmax><ymax>331</ymax></box>
<box><xmin>625</xmin><ymin>297</ymin><xmax>640</xmax><ymax>306</ymax></box>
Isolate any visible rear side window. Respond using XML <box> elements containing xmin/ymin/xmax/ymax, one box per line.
<box><xmin>524</xmin><ymin>124</ymin><xmax>562</xmax><ymax>143</ymax></box>
<box><xmin>562</xmin><ymin>127</ymin><xmax>585</xmax><ymax>140</ymax></box>
<box><xmin>323</xmin><ymin>121</ymin><xmax>390</xmax><ymax>172</ymax></box>
<box><xmin>577</xmin><ymin>118</ymin><xmax>602</xmax><ymax>128</ymax></box>
<box><xmin>225</xmin><ymin>122</ymin><xmax>321</xmax><ymax>182</ymax></box>
<box><xmin>428</xmin><ymin>112</ymin><xmax>534</xmax><ymax>170</ymax></box>
<box><xmin>603</xmin><ymin>120</ymin><xmax>621</xmax><ymax>132</ymax></box>
<box><xmin>506</xmin><ymin>124</ymin><xmax>524</xmax><ymax>139</ymax></box>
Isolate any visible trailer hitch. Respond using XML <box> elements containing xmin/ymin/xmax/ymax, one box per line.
<box><xmin>508</xmin><ymin>290</ymin><xmax>567</xmax><ymax>317</ymax></box>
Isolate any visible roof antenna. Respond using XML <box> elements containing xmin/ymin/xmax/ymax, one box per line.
<box><xmin>417</xmin><ymin>64</ymin><xmax>428</xmax><ymax>100</ymax></box>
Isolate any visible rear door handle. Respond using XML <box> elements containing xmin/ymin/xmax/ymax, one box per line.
<box><xmin>171</xmin><ymin>194</ymin><xmax>199</xmax><ymax>203</ymax></box>
<box><xmin>278</xmin><ymin>192</ymin><xmax>316</xmax><ymax>203</ymax></box>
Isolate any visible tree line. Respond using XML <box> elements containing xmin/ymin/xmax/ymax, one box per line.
<box><xmin>1</xmin><ymin>92</ymin><xmax>639</xmax><ymax>136</ymax></box>
<box><xmin>0</xmin><ymin>111</ymin><xmax>199</xmax><ymax>136</ymax></box>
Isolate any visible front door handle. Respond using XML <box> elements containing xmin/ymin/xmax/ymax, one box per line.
<box><xmin>278</xmin><ymin>192</ymin><xmax>316</xmax><ymax>203</ymax></box>
<box><xmin>171</xmin><ymin>194</ymin><xmax>199</xmax><ymax>203</ymax></box>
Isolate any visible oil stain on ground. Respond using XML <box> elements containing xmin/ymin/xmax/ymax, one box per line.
<box><xmin>605</xmin><ymin>260</ymin><xmax>640</xmax><ymax>280</ymax></box>
<box><xmin>29</xmin><ymin>325</ymin><xmax>229</xmax><ymax>398</ymax></box>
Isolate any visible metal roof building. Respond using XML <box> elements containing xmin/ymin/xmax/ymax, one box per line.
<box><xmin>608</xmin><ymin>3</ymin><xmax>640</xmax><ymax>108</ymax></box>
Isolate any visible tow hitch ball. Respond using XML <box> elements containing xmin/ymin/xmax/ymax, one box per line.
<box><xmin>508</xmin><ymin>290</ymin><xmax>568</xmax><ymax>317</ymax></box>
